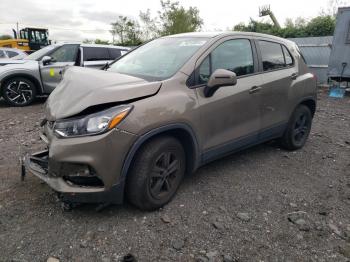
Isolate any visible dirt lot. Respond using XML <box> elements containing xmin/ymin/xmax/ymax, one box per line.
<box><xmin>0</xmin><ymin>91</ymin><xmax>349</xmax><ymax>262</ymax></box>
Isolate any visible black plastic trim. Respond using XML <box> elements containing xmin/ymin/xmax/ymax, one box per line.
<box><xmin>120</xmin><ymin>123</ymin><xmax>200</xmax><ymax>181</ymax></box>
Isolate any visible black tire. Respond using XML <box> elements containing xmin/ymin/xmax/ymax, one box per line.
<box><xmin>126</xmin><ymin>136</ymin><xmax>186</xmax><ymax>211</ymax></box>
<box><xmin>2</xmin><ymin>77</ymin><xmax>37</xmax><ymax>106</ymax></box>
<box><xmin>280</xmin><ymin>105</ymin><xmax>312</xmax><ymax>150</ymax></box>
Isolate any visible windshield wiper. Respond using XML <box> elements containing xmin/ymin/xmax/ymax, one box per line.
<box><xmin>101</xmin><ymin>62</ymin><xmax>110</xmax><ymax>70</ymax></box>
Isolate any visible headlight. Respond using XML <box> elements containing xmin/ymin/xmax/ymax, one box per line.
<box><xmin>53</xmin><ymin>105</ymin><xmax>132</xmax><ymax>138</ymax></box>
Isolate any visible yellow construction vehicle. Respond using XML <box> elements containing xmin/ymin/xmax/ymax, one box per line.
<box><xmin>0</xmin><ymin>38</ymin><xmax>30</xmax><ymax>51</ymax></box>
<box><xmin>0</xmin><ymin>27</ymin><xmax>51</xmax><ymax>52</ymax></box>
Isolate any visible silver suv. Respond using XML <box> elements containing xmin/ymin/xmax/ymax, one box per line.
<box><xmin>0</xmin><ymin>43</ymin><xmax>129</xmax><ymax>106</ymax></box>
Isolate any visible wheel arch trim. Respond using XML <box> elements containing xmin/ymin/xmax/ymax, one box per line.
<box><xmin>0</xmin><ymin>73</ymin><xmax>43</xmax><ymax>94</ymax></box>
<box><xmin>120</xmin><ymin>123</ymin><xmax>201</xmax><ymax>183</ymax></box>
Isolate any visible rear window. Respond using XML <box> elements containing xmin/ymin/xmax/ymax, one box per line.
<box><xmin>83</xmin><ymin>47</ymin><xmax>110</xmax><ymax>61</ymax></box>
<box><xmin>282</xmin><ymin>46</ymin><xmax>293</xmax><ymax>66</ymax></box>
<box><xmin>259</xmin><ymin>41</ymin><xmax>285</xmax><ymax>71</ymax></box>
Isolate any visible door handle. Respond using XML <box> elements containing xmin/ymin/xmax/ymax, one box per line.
<box><xmin>291</xmin><ymin>73</ymin><xmax>298</xmax><ymax>80</ymax></box>
<box><xmin>249</xmin><ymin>86</ymin><xmax>261</xmax><ymax>94</ymax></box>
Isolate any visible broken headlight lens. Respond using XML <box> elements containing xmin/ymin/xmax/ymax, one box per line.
<box><xmin>53</xmin><ymin>105</ymin><xmax>132</xmax><ymax>138</ymax></box>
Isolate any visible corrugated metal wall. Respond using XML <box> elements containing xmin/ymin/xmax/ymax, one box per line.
<box><xmin>289</xmin><ymin>36</ymin><xmax>333</xmax><ymax>84</ymax></box>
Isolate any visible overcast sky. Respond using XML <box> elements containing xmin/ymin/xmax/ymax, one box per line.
<box><xmin>0</xmin><ymin>0</ymin><xmax>349</xmax><ymax>42</ymax></box>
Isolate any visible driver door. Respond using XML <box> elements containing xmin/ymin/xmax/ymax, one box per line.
<box><xmin>195</xmin><ymin>38</ymin><xmax>262</xmax><ymax>162</ymax></box>
<box><xmin>40</xmin><ymin>44</ymin><xmax>79</xmax><ymax>93</ymax></box>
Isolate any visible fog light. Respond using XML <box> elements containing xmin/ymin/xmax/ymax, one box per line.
<box><xmin>61</xmin><ymin>163</ymin><xmax>104</xmax><ymax>187</ymax></box>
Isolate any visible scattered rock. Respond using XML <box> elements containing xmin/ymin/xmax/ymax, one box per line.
<box><xmin>237</xmin><ymin>212</ymin><xmax>251</xmax><ymax>222</ymax></box>
<box><xmin>338</xmin><ymin>244</ymin><xmax>350</xmax><ymax>258</ymax></box>
<box><xmin>161</xmin><ymin>214</ymin><xmax>171</xmax><ymax>224</ymax></box>
<box><xmin>294</xmin><ymin>218</ymin><xmax>310</xmax><ymax>232</ymax></box>
<box><xmin>206</xmin><ymin>251</ymin><xmax>219</xmax><ymax>261</ymax></box>
<box><xmin>289</xmin><ymin>202</ymin><xmax>298</xmax><ymax>208</ymax></box>
<box><xmin>318</xmin><ymin>209</ymin><xmax>329</xmax><ymax>216</ymax></box>
<box><xmin>212</xmin><ymin>220</ymin><xmax>224</xmax><ymax>230</ymax></box>
<box><xmin>121</xmin><ymin>253</ymin><xmax>137</xmax><ymax>262</ymax></box>
<box><xmin>47</xmin><ymin>257</ymin><xmax>59</xmax><ymax>262</ymax></box>
<box><xmin>328</xmin><ymin>223</ymin><xmax>344</xmax><ymax>238</ymax></box>
<box><xmin>97</xmin><ymin>225</ymin><xmax>107</xmax><ymax>232</ymax></box>
<box><xmin>172</xmin><ymin>239</ymin><xmax>185</xmax><ymax>250</ymax></box>
<box><xmin>195</xmin><ymin>255</ymin><xmax>209</xmax><ymax>262</ymax></box>
<box><xmin>287</xmin><ymin>211</ymin><xmax>311</xmax><ymax>231</ymax></box>
<box><xmin>222</xmin><ymin>254</ymin><xmax>235</xmax><ymax>262</ymax></box>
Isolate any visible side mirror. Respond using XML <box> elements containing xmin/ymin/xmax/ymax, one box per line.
<box><xmin>41</xmin><ymin>56</ymin><xmax>53</xmax><ymax>66</ymax></box>
<box><xmin>204</xmin><ymin>69</ymin><xmax>237</xmax><ymax>97</ymax></box>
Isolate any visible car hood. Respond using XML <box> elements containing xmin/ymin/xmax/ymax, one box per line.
<box><xmin>46</xmin><ymin>66</ymin><xmax>162</xmax><ymax>120</ymax></box>
<box><xmin>0</xmin><ymin>59</ymin><xmax>31</xmax><ymax>66</ymax></box>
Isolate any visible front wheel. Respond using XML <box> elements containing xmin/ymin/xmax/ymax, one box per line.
<box><xmin>126</xmin><ymin>136</ymin><xmax>186</xmax><ymax>211</ymax></box>
<box><xmin>2</xmin><ymin>77</ymin><xmax>37</xmax><ymax>106</ymax></box>
<box><xmin>280</xmin><ymin>105</ymin><xmax>312</xmax><ymax>150</ymax></box>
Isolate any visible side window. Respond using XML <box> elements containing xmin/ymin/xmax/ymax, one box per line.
<box><xmin>6</xmin><ymin>51</ymin><xmax>18</xmax><ymax>58</ymax></box>
<box><xmin>50</xmin><ymin>44</ymin><xmax>79</xmax><ymax>62</ymax></box>
<box><xmin>282</xmin><ymin>46</ymin><xmax>293</xmax><ymax>66</ymax></box>
<box><xmin>198</xmin><ymin>39</ymin><xmax>254</xmax><ymax>84</ymax></box>
<box><xmin>109</xmin><ymin>48</ymin><xmax>121</xmax><ymax>60</ymax></box>
<box><xmin>83</xmin><ymin>47</ymin><xmax>110</xmax><ymax>61</ymax></box>
<box><xmin>0</xmin><ymin>50</ymin><xmax>6</xmax><ymax>58</ymax></box>
<box><xmin>258</xmin><ymin>41</ymin><xmax>285</xmax><ymax>71</ymax></box>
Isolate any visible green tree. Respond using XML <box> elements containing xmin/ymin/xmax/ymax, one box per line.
<box><xmin>158</xmin><ymin>0</ymin><xmax>203</xmax><ymax>36</ymax></box>
<box><xmin>304</xmin><ymin>15</ymin><xmax>335</xmax><ymax>36</ymax></box>
<box><xmin>94</xmin><ymin>39</ymin><xmax>110</xmax><ymax>45</ymax></box>
<box><xmin>139</xmin><ymin>9</ymin><xmax>159</xmax><ymax>41</ymax></box>
<box><xmin>0</xmin><ymin>35</ymin><xmax>13</xmax><ymax>40</ymax></box>
<box><xmin>110</xmin><ymin>16</ymin><xmax>142</xmax><ymax>46</ymax></box>
<box><xmin>83</xmin><ymin>39</ymin><xmax>94</xmax><ymax>44</ymax></box>
<box><xmin>233</xmin><ymin>15</ymin><xmax>336</xmax><ymax>38</ymax></box>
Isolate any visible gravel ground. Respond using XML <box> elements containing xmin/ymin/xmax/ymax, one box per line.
<box><xmin>0</xmin><ymin>91</ymin><xmax>349</xmax><ymax>262</ymax></box>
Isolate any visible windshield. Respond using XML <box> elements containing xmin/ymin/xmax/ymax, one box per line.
<box><xmin>24</xmin><ymin>45</ymin><xmax>57</xmax><ymax>61</ymax></box>
<box><xmin>108</xmin><ymin>37</ymin><xmax>208</xmax><ymax>80</ymax></box>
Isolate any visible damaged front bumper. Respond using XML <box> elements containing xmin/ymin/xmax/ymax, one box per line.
<box><xmin>22</xmin><ymin>150</ymin><xmax>124</xmax><ymax>204</ymax></box>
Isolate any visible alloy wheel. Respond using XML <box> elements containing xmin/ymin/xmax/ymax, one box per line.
<box><xmin>293</xmin><ymin>113</ymin><xmax>309</xmax><ymax>143</ymax></box>
<box><xmin>149</xmin><ymin>151</ymin><xmax>180</xmax><ymax>200</ymax></box>
<box><xmin>5</xmin><ymin>80</ymin><xmax>33</xmax><ymax>105</ymax></box>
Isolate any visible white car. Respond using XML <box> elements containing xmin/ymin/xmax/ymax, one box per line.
<box><xmin>0</xmin><ymin>48</ymin><xmax>28</xmax><ymax>60</ymax></box>
<box><xmin>0</xmin><ymin>43</ymin><xmax>130</xmax><ymax>106</ymax></box>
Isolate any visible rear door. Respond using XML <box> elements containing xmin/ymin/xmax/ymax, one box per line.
<box><xmin>256</xmin><ymin>40</ymin><xmax>297</xmax><ymax>138</ymax></box>
<box><xmin>195</xmin><ymin>37</ymin><xmax>263</xmax><ymax>162</ymax></box>
<box><xmin>40</xmin><ymin>44</ymin><xmax>79</xmax><ymax>92</ymax></box>
<box><xmin>82</xmin><ymin>47</ymin><xmax>111</xmax><ymax>68</ymax></box>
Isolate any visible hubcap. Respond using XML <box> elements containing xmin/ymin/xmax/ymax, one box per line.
<box><xmin>5</xmin><ymin>81</ymin><xmax>33</xmax><ymax>105</ymax></box>
<box><xmin>293</xmin><ymin>113</ymin><xmax>309</xmax><ymax>143</ymax></box>
<box><xmin>149</xmin><ymin>151</ymin><xmax>180</xmax><ymax>199</ymax></box>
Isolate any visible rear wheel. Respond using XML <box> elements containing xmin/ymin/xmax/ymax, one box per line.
<box><xmin>2</xmin><ymin>77</ymin><xmax>37</xmax><ymax>106</ymax></box>
<box><xmin>126</xmin><ymin>136</ymin><xmax>186</xmax><ymax>211</ymax></box>
<box><xmin>280</xmin><ymin>105</ymin><xmax>312</xmax><ymax>150</ymax></box>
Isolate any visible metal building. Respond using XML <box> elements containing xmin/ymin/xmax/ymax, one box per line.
<box><xmin>289</xmin><ymin>36</ymin><xmax>333</xmax><ymax>84</ymax></box>
<box><xmin>328</xmin><ymin>6</ymin><xmax>350</xmax><ymax>81</ymax></box>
